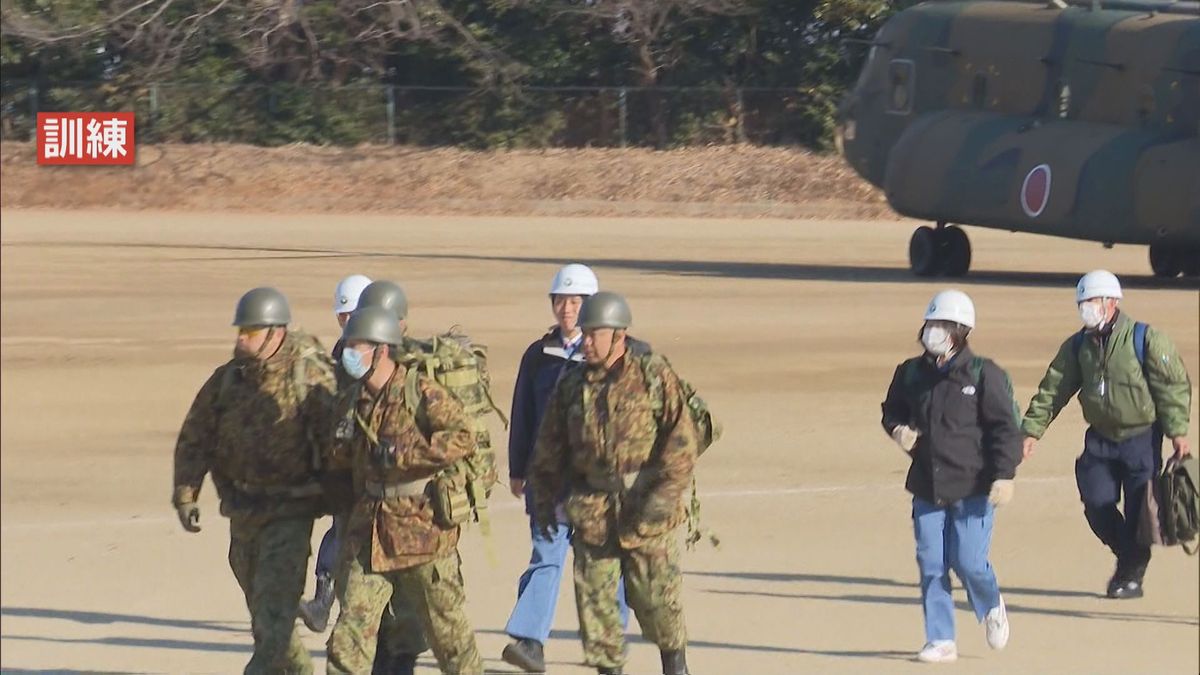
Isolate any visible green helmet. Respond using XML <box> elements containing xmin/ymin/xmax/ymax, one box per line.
<box><xmin>342</xmin><ymin>306</ymin><xmax>404</xmax><ymax>345</ymax></box>
<box><xmin>579</xmin><ymin>291</ymin><xmax>632</xmax><ymax>330</ymax></box>
<box><xmin>356</xmin><ymin>280</ymin><xmax>408</xmax><ymax>320</ymax></box>
<box><xmin>232</xmin><ymin>287</ymin><xmax>291</xmax><ymax>327</ymax></box>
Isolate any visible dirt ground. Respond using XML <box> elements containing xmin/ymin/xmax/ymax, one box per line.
<box><xmin>1</xmin><ymin>210</ymin><xmax>1197</xmax><ymax>674</ymax></box>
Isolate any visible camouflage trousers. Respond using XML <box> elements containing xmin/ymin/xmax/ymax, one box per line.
<box><xmin>574</xmin><ymin>531</ymin><xmax>687</xmax><ymax>668</ymax></box>
<box><xmin>326</xmin><ymin>512</ymin><xmax>431</xmax><ymax>666</ymax></box>
<box><xmin>228</xmin><ymin>515</ymin><xmax>314</xmax><ymax>675</ymax></box>
<box><xmin>327</xmin><ymin>545</ymin><xmax>481</xmax><ymax>674</ymax></box>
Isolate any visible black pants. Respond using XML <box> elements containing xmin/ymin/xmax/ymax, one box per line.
<box><xmin>1075</xmin><ymin>426</ymin><xmax>1162</xmax><ymax>579</ymax></box>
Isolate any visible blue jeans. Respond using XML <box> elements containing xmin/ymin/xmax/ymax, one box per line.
<box><xmin>913</xmin><ymin>495</ymin><xmax>1002</xmax><ymax>643</ymax></box>
<box><xmin>505</xmin><ymin>520</ymin><xmax>629</xmax><ymax>643</ymax></box>
<box><xmin>315</xmin><ymin>516</ymin><xmax>341</xmax><ymax>578</ymax></box>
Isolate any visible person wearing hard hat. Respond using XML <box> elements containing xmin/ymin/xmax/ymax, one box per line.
<box><xmin>173</xmin><ymin>288</ymin><xmax>337</xmax><ymax>674</ymax></box>
<box><xmin>324</xmin><ymin>306</ymin><xmax>482</xmax><ymax>674</ymax></box>
<box><xmin>315</xmin><ymin>277</ymin><xmax>430</xmax><ymax>674</ymax></box>
<box><xmin>501</xmin><ymin>264</ymin><xmax>630</xmax><ymax>673</ymax></box>
<box><xmin>529</xmin><ymin>291</ymin><xmax>697</xmax><ymax>675</ymax></box>
<box><xmin>1022</xmin><ymin>270</ymin><xmax>1192</xmax><ymax>599</ymax></box>
<box><xmin>881</xmin><ymin>290</ymin><xmax>1022</xmax><ymax>664</ymax></box>
<box><xmin>299</xmin><ymin>274</ymin><xmax>373</xmax><ymax>634</ymax></box>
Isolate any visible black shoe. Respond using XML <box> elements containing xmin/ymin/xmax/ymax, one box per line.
<box><xmin>1107</xmin><ymin>578</ymin><xmax>1145</xmax><ymax>599</ymax></box>
<box><xmin>501</xmin><ymin>638</ymin><xmax>546</xmax><ymax>673</ymax></box>
<box><xmin>298</xmin><ymin>572</ymin><xmax>335</xmax><ymax>632</ymax></box>
<box><xmin>661</xmin><ymin>649</ymin><xmax>689</xmax><ymax>675</ymax></box>
<box><xmin>598</xmin><ymin>668</ymin><xmax>623</xmax><ymax>675</ymax></box>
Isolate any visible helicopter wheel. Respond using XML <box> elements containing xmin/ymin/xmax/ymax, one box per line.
<box><xmin>1149</xmin><ymin>242</ymin><xmax>1182</xmax><ymax>278</ymax></box>
<box><xmin>909</xmin><ymin>226</ymin><xmax>941</xmax><ymax>277</ymax></box>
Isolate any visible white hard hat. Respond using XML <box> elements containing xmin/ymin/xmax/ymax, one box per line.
<box><xmin>550</xmin><ymin>264</ymin><xmax>599</xmax><ymax>296</ymax></box>
<box><xmin>333</xmin><ymin>274</ymin><xmax>373</xmax><ymax>314</ymax></box>
<box><xmin>924</xmin><ymin>289</ymin><xmax>976</xmax><ymax>328</ymax></box>
<box><xmin>1076</xmin><ymin>270</ymin><xmax>1123</xmax><ymax>303</ymax></box>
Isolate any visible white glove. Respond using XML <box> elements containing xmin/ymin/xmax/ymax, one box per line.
<box><xmin>989</xmin><ymin>479</ymin><xmax>1014</xmax><ymax>507</ymax></box>
<box><xmin>891</xmin><ymin>425</ymin><xmax>919</xmax><ymax>454</ymax></box>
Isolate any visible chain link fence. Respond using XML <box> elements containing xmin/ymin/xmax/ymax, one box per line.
<box><xmin>1</xmin><ymin>80</ymin><xmax>834</xmax><ymax>149</ymax></box>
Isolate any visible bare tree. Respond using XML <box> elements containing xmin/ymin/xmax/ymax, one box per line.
<box><xmin>546</xmin><ymin>0</ymin><xmax>747</xmax><ymax>146</ymax></box>
<box><xmin>2</xmin><ymin>0</ymin><xmax>519</xmax><ymax>84</ymax></box>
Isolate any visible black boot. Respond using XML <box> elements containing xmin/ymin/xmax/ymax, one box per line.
<box><xmin>298</xmin><ymin>572</ymin><xmax>334</xmax><ymax>632</ymax></box>
<box><xmin>501</xmin><ymin>638</ymin><xmax>546</xmax><ymax>673</ymax></box>
<box><xmin>661</xmin><ymin>649</ymin><xmax>689</xmax><ymax>675</ymax></box>
<box><xmin>597</xmin><ymin>668</ymin><xmax>623</xmax><ymax>675</ymax></box>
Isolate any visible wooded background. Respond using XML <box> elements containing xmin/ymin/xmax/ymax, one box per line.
<box><xmin>1</xmin><ymin>0</ymin><xmax>897</xmax><ymax>148</ymax></box>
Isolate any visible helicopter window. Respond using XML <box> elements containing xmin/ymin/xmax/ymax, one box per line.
<box><xmin>888</xmin><ymin>59</ymin><xmax>915</xmax><ymax>114</ymax></box>
<box><xmin>972</xmin><ymin>73</ymin><xmax>987</xmax><ymax>109</ymax></box>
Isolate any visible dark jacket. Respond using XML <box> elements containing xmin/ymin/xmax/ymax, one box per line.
<box><xmin>509</xmin><ymin>328</ymin><xmax>586</xmax><ymax>507</ymax></box>
<box><xmin>881</xmin><ymin>348</ymin><xmax>1023</xmax><ymax>506</ymax></box>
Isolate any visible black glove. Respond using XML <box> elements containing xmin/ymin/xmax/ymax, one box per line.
<box><xmin>176</xmin><ymin>502</ymin><xmax>201</xmax><ymax>533</ymax></box>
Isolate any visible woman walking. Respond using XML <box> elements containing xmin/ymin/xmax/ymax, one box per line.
<box><xmin>881</xmin><ymin>290</ymin><xmax>1022</xmax><ymax>663</ymax></box>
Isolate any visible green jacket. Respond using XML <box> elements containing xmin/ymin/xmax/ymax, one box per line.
<box><xmin>1022</xmin><ymin>313</ymin><xmax>1192</xmax><ymax>443</ymax></box>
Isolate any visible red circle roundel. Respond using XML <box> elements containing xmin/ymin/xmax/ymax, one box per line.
<box><xmin>1020</xmin><ymin>164</ymin><xmax>1051</xmax><ymax>218</ymax></box>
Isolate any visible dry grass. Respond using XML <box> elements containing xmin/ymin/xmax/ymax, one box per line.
<box><xmin>0</xmin><ymin>142</ymin><xmax>892</xmax><ymax>219</ymax></box>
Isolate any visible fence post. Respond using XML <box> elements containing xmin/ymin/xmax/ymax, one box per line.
<box><xmin>735</xmin><ymin>87</ymin><xmax>747</xmax><ymax>144</ymax></box>
<box><xmin>386</xmin><ymin>85</ymin><xmax>396</xmax><ymax>145</ymax></box>
<box><xmin>618</xmin><ymin>87</ymin><xmax>628</xmax><ymax>148</ymax></box>
<box><xmin>28</xmin><ymin>82</ymin><xmax>39</xmax><ymax>141</ymax></box>
<box><xmin>150</xmin><ymin>83</ymin><xmax>159</xmax><ymax>136</ymax></box>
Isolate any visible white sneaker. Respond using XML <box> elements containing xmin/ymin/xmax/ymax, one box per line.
<box><xmin>985</xmin><ymin>596</ymin><xmax>1010</xmax><ymax>650</ymax></box>
<box><xmin>917</xmin><ymin>640</ymin><xmax>958</xmax><ymax>663</ymax></box>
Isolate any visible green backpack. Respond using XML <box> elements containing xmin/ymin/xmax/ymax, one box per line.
<box><xmin>635</xmin><ymin>351</ymin><xmax>722</xmax><ymax>549</ymax></box>
<box><xmin>1159</xmin><ymin>455</ymin><xmax>1200</xmax><ymax>555</ymax></box>
<box><xmin>400</xmin><ymin>327</ymin><xmax>507</xmax><ymax>534</ymax></box>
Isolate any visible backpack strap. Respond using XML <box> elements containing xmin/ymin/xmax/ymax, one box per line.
<box><xmin>969</xmin><ymin>356</ymin><xmax>985</xmax><ymax>387</ymax></box>
<box><xmin>1133</xmin><ymin>321</ymin><xmax>1149</xmax><ymax>370</ymax></box>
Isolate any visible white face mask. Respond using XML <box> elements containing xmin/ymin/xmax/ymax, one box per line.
<box><xmin>922</xmin><ymin>325</ymin><xmax>953</xmax><ymax>356</ymax></box>
<box><xmin>1079</xmin><ymin>301</ymin><xmax>1107</xmax><ymax>329</ymax></box>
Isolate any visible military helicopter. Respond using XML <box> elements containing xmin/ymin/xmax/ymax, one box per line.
<box><xmin>837</xmin><ymin>0</ymin><xmax>1199</xmax><ymax>278</ymax></box>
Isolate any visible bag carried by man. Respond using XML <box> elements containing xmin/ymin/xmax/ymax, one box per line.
<box><xmin>1139</xmin><ymin>454</ymin><xmax>1199</xmax><ymax>555</ymax></box>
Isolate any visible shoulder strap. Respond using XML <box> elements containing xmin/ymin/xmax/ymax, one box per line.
<box><xmin>1133</xmin><ymin>322</ymin><xmax>1148</xmax><ymax>368</ymax></box>
<box><xmin>969</xmin><ymin>356</ymin><xmax>985</xmax><ymax>386</ymax></box>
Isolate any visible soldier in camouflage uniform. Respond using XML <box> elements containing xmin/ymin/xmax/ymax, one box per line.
<box><xmin>173</xmin><ymin>287</ymin><xmax>337</xmax><ymax>675</ymax></box>
<box><xmin>303</xmin><ymin>278</ymin><xmax>430</xmax><ymax>675</ymax></box>
<box><xmin>529</xmin><ymin>292</ymin><xmax>698</xmax><ymax>675</ymax></box>
<box><xmin>323</xmin><ymin>305</ymin><xmax>482</xmax><ymax>674</ymax></box>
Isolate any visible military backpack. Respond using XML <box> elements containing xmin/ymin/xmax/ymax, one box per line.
<box><xmin>400</xmin><ymin>327</ymin><xmax>506</xmax><ymax>533</ymax></box>
<box><xmin>633</xmin><ymin>351</ymin><xmax>721</xmax><ymax>549</ymax></box>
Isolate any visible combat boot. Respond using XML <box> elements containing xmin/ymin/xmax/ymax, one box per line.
<box><xmin>661</xmin><ymin>649</ymin><xmax>689</xmax><ymax>674</ymax></box>
<box><xmin>298</xmin><ymin>572</ymin><xmax>334</xmax><ymax>632</ymax></box>
<box><xmin>501</xmin><ymin>638</ymin><xmax>546</xmax><ymax>672</ymax></box>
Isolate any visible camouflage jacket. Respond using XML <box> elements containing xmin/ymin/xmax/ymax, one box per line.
<box><xmin>325</xmin><ymin>364</ymin><xmax>477</xmax><ymax>573</ymax></box>
<box><xmin>172</xmin><ymin>331</ymin><xmax>337</xmax><ymax>521</ymax></box>
<box><xmin>1023</xmin><ymin>313</ymin><xmax>1192</xmax><ymax>443</ymax></box>
<box><xmin>529</xmin><ymin>352</ymin><xmax>699</xmax><ymax>550</ymax></box>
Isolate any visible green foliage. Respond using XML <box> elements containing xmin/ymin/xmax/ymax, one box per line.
<box><xmin>0</xmin><ymin>0</ymin><xmax>896</xmax><ymax>149</ymax></box>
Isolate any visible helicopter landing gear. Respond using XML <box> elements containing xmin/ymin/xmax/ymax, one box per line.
<box><xmin>909</xmin><ymin>222</ymin><xmax>972</xmax><ymax>277</ymax></box>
